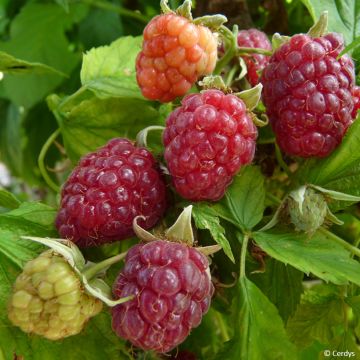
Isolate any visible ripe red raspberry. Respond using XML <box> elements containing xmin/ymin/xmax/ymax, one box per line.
<box><xmin>237</xmin><ymin>29</ymin><xmax>272</xmax><ymax>86</ymax></box>
<box><xmin>163</xmin><ymin>90</ymin><xmax>257</xmax><ymax>201</ymax></box>
<box><xmin>55</xmin><ymin>138</ymin><xmax>167</xmax><ymax>247</ymax></box>
<box><xmin>112</xmin><ymin>240</ymin><xmax>214</xmax><ymax>353</ymax></box>
<box><xmin>352</xmin><ymin>86</ymin><xmax>360</xmax><ymax>119</ymax></box>
<box><xmin>261</xmin><ymin>33</ymin><xmax>355</xmax><ymax>158</ymax></box>
<box><xmin>136</xmin><ymin>13</ymin><xmax>218</xmax><ymax>102</ymax></box>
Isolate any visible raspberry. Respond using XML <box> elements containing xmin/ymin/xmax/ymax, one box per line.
<box><xmin>261</xmin><ymin>33</ymin><xmax>355</xmax><ymax>158</ymax></box>
<box><xmin>8</xmin><ymin>251</ymin><xmax>102</xmax><ymax>340</ymax></box>
<box><xmin>237</xmin><ymin>29</ymin><xmax>272</xmax><ymax>86</ymax></box>
<box><xmin>136</xmin><ymin>13</ymin><xmax>218</xmax><ymax>102</ymax></box>
<box><xmin>55</xmin><ymin>138</ymin><xmax>167</xmax><ymax>247</ymax></box>
<box><xmin>163</xmin><ymin>90</ymin><xmax>257</xmax><ymax>201</ymax></box>
<box><xmin>287</xmin><ymin>187</ymin><xmax>327</xmax><ymax>233</ymax></box>
<box><xmin>352</xmin><ymin>86</ymin><xmax>360</xmax><ymax>119</ymax></box>
<box><xmin>111</xmin><ymin>240</ymin><xmax>214</xmax><ymax>353</ymax></box>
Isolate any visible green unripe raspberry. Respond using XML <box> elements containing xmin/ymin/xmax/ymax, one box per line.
<box><xmin>8</xmin><ymin>250</ymin><xmax>103</xmax><ymax>340</ymax></box>
<box><xmin>288</xmin><ymin>188</ymin><xmax>327</xmax><ymax>233</ymax></box>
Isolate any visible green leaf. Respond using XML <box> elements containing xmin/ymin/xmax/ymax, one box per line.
<box><xmin>56</xmin><ymin>95</ymin><xmax>161</xmax><ymax>163</ymax></box>
<box><xmin>250</xmin><ymin>258</ymin><xmax>304</xmax><ymax>323</ymax></box>
<box><xmin>0</xmin><ymin>188</ymin><xmax>21</xmax><ymax>209</ymax></box>
<box><xmin>301</xmin><ymin>0</ymin><xmax>360</xmax><ymax>45</ymax></box>
<box><xmin>192</xmin><ymin>203</ymin><xmax>235</xmax><ymax>262</ymax></box>
<box><xmin>253</xmin><ymin>229</ymin><xmax>360</xmax><ymax>286</ymax></box>
<box><xmin>0</xmin><ymin>51</ymin><xmax>66</xmax><ymax>76</ymax></box>
<box><xmin>0</xmin><ymin>202</ymin><xmax>132</xmax><ymax>360</ymax></box>
<box><xmin>339</xmin><ymin>36</ymin><xmax>360</xmax><ymax>57</ymax></box>
<box><xmin>80</xmin><ymin>36</ymin><xmax>143</xmax><ymax>99</ymax></box>
<box><xmin>0</xmin><ymin>3</ymin><xmax>86</xmax><ymax>108</ymax></box>
<box><xmin>287</xmin><ymin>285</ymin><xmax>344</xmax><ymax>348</ymax></box>
<box><xmin>298</xmin><ymin>119</ymin><xmax>360</xmax><ymax>209</ymax></box>
<box><xmin>54</xmin><ymin>0</ymin><xmax>69</xmax><ymax>12</ymax></box>
<box><xmin>216</xmin><ymin>277</ymin><xmax>296</xmax><ymax>360</ymax></box>
<box><xmin>217</xmin><ymin>166</ymin><xmax>265</xmax><ymax>231</ymax></box>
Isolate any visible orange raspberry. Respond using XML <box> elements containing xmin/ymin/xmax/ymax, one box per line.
<box><xmin>136</xmin><ymin>13</ymin><xmax>218</xmax><ymax>102</ymax></box>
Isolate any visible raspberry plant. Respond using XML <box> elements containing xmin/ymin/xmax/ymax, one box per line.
<box><xmin>1</xmin><ymin>0</ymin><xmax>360</xmax><ymax>359</ymax></box>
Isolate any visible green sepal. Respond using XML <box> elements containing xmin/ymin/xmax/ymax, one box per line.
<box><xmin>307</xmin><ymin>11</ymin><xmax>328</xmax><ymax>38</ymax></box>
<box><xmin>235</xmin><ymin>83</ymin><xmax>263</xmax><ymax>111</ymax></box>
<box><xmin>165</xmin><ymin>205</ymin><xmax>194</xmax><ymax>246</ymax></box>
<box><xmin>193</xmin><ymin>14</ymin><xmax>228</xmax><ymax>31</ymax></box>
<box><xmin>272</xmin><ymin>33</ymin><xmax>290</xmax><ymax>51</ymax></box>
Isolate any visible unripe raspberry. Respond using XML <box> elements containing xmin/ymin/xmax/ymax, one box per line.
<box><xmin>163</xmin><ymin>90</ymin><xmax>257</xmax><ymax>201</ymax></box>
<box><xmin>287</xmin><ymin>188</ymin><xmax>327</xmax><ymax>232</ymax></box>
<box><xmin>352</xmin><ymin>86</ymin><xmax>360</xmax><ymax>119</ymax></box>
<box><xmin>55</xmin><ymin>138</ymin><xmax>167</xmax><ymax>247</ymax></box>
<box><xmin>8</xmin><ymin>251</ymin><xmax>102</xmax><ymax>340</ymax></box>
<box><xmin>261</xmin><ymin>33</ymin><xmax>355</xmax><ymax>157</ymax></box>
<box><xmin>112</xmin><ymin>240</ymin><xmax>214</xmax><ymax>353</ymax></box>
<box><xmin>237</xmin><ymin>29</ymin><xmax>272</xmax><ymax>86</ymax></box>
<box><xmin>136</xmin><ymin>13</ymin><xmax>218</xmax><ymax>102</ymax></box>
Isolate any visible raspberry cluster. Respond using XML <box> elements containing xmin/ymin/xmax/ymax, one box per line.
<box><xmin>237</xmin><ymin>29</ymin><xmax>272</xmax><ymax>86</ymax></box>
<box><xmin>352</xmin><ymin>86</ymin><xmax>360</xmax><ymax>119</ymax></box>
<box><xmin>136</xmin><ymin>13</ymin><xmax>218</xmax><ymax>102</ymax></box>
<box><xmin>261</xmin><ymin>33</ymin><xmax>355</xmax><ymax>157</ymax></box>
<box><xmin>55</xmin><ymin>138</ymin><xmax>167</xmax><ymax>247</ymax></box>
<box><xmin>163</xmin><ymin>90</ymin><xmax>257</xmax><ymax>201</ymax></box>
<box><xmin>8</xmin><ymin>251</ymin><xmax>102</xmax><ymax>340</ymax></box>
<box><xmin>112</xmin><ymin>240</ymin><xmax>214</xmax><ymax>353</ymax></box>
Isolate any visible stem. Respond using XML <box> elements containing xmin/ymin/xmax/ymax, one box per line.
<box><xmin>266</xmin><ymin>192</ymin><xmax>282</xmax><ymax>205</ymax></box>
<box><xmin>240</xmin><ymin>233</ymin><xmax>249</xmax><ymax>279</ymax></box>
<box><xmin>80</xmin><ymin>0</ymin><xmax>149</xmax><ymax>23</ymax></box>
<box><xmin>58</xmin><ymin>86</ymin><xmax>88</xmax><ymax>112</ymax></box>
<box><xmin>225</xmin><ymin>64</ymin><xmax>239</xmax><ymax>86</ymax></box>
<box><xmin>83</xmin><ymin>252</ymin><xmax>127</xmax><ymax>280</ymax></box>
<box><xmin>319</xmin><ymin>227</ymin><xmax>360</xmax><ymax>258</ymax></box>
<box><xmin>237</xmin><ymin>47</ymin><xmax>273</xmax><ymax>56</ymax></box>
<box><xmin>215</xmin><ymin>310</ymin><xmax>230</xmax><ymax>342</ymax></box>
<box><xmin>38</xmin><ymin>129</ymin><xmax>61</xmax><ymax>192</ymax></box>
<box><xmin>275</xmin><ymin>144</ymin><xmax>293</xmax><ymax>180</ymax></box>
<box><xmin>214</xmin><ymin>25</ymin><xmax>238</xmax><ymax>75</ymax></box>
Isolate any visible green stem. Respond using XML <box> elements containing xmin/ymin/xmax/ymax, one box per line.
<box><xmin>225</xmin><ymin>64</ymin><xmax>239</xmax><ymax>86</ymax></box>
<box><xmin>266</xmin><ymin>192</ymin><xmax>282</xmax><ymax>206</ymax></box>
<box><xmin>38</xmin><ymin>129</ymin><xmax>61</xmax><ymax>192</ymax></box>
<box><xmin>214</xmin><ymin>25</ymin><xmax>238</xmax><ymax>75</ymax></box>
<box><xmin>319</xmin><ymin>227</ymin><xmax>360</xmax><ymax>258</ymax></box>
<box><xmin>240</xmin><ymin>233</ymin><xmax>249</xmax><ymax>279</ymax></box>
<box><xmin>237</xmin><ymin>47</ymin><xmax>273</xmax><ymax>56</ymax></box>
<box><xmin>81</xmin><ymin>0</ymin><xmax>149</xmax><ymax>23</ymax></box>
<box><xmin>58</xmin><ymin>86</ymin><xmax>88</xmax><ymax>112</ymax></box>
<box><xmin>275</xmin><ymin>144</ymin><xmax>293</xmax><ymax>180</ymax></box>
<box><xmin>215</xmin><ymin>310</ymin><xmax>230</xmax><ymax>342</ymax></box>
<box><xmin>83</xmin><ymin>252</ymin><xmax>127</xmax><ymax>280</ymax></box>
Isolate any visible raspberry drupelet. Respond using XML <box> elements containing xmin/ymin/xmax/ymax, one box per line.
<box><xmin>136</xmin><ymin>13</ymin><xmax>218</xmax><ymax>102</ymax></box>
<box><xmin>163</xmin><ymin>89</ymin><xmax>257</xmax><ymax>201</ymax></box>
<box><xmin>261</xmin><ymin>33</ymin><xmax>355</xmax><ymax>158</ymax></box>
<box><xmin>55</xmin><ymin>138</ymin><xmax>167</xmax><ymax>247</ymax></box>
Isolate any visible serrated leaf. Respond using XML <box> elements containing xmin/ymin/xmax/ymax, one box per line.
<box><xmin>0</xmin><ymin>203</ymin><xmax>132</xmax><ymax>360</ymax></box>
<box><xmin>301</xmin><ymin>0</ymin><xmax>360</xmax><ymax>45</ymax></box>
<box><xmin>80</xmin><ymin>36</ymin><xmax>143</xmax><ymax>99</ymax></box>
<box><xmin>0</xmin><ymin>51</ymin><xmax>66</xmax><ymax>76</ymax></box>
<box><xmin>0</xmin><ymin>188</ymin><xmax>21</xmax><ymax>209</ymax></box>
<box><xmin>0</xmin><ymin>3</ymin><xmax>85</xmax><ymax>108</ymax></box>
<box><xmin>218</xmin><ymin>166</ymin><xmax>265</xmax><ymax>231</ymax></box>
<box><xmin>56</xmin><ymin>95</ymin><xmax>161</xmax><ymax>163</ymax></box>
<box><xmin>192</xmin><ymin>203</ymin><xmax>235</xmax><ymax>262</ymax></box>
<box><xmin>215</xmin><ymin>277</ymin><xmax>296</xmax><ymax>360</ymax></box>
<box><xmin>253</xmin><ymin>229</ymin><xmax>360</xmax><ymax>286</ymax></box>
<box><xmin>251</xmin><ymin>258</ymin><xmax>304</xmax><ymax>322</ymax></box>
<box><xmin>298</xmin><ymin>119</ymin><xmax>360</xmax><ymax>210</ymax></box>
<box><xmin>287</xmin><ymin>286</ymin><xmax>344</xmax><ymax>348</ymax></box>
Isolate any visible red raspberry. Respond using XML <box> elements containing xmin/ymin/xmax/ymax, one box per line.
<box><xmin>352</xmin><ymin>86</ymin><xmax>360</xmax><ymax>119</ymax></box>
<box><xmin>237</xmin><ymin>29</ymin><xmax>272</xmax><ymax>86</ymax></box>
<box><xmin>55</xmin><ymin>138</ymin><xmax>167</xmax><ymax>247</ymax></box>
<box><xmin>112</xmin><ymin>240</ymin><xmax>214</xmax><ymax>353</ymax></box>
<box><xmin>136</xmin><ymin>13</ymin><xmax>218</xmax><ymax>102</ymax></box>
<box><xmin>163</xmin><ymin>90</ymin><xmax>257</xmax><ymax>201</ymax></box>
<box><xmin>261</xmin><ymin>33</ymin><xmax>355</xmax><ymax>158</ymax></box>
